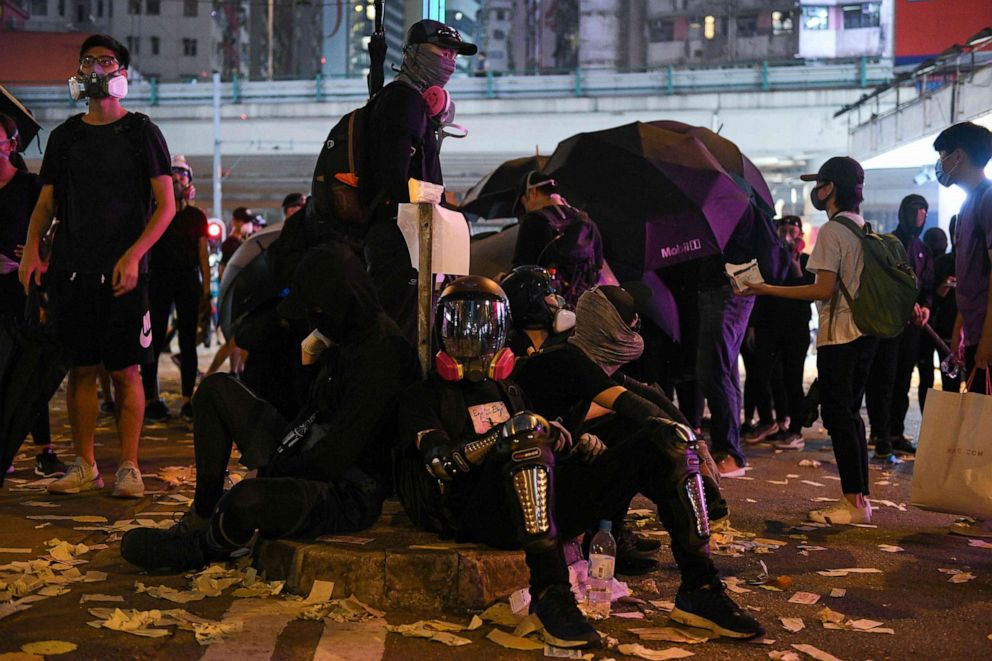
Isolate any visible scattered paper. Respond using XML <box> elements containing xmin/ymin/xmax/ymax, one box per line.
<box><xmin>816</xmin><ymin>568</ymin><xmax>882</xmax><ymax>577</ymax></box>
<box><xmin>829</xmin><ymin>588</ymin><xmax>846</xmax><ymax>598</ymax></box>
<box><xmin>648</xmin><ymin>600</ymin><xmax>675</xmax><ymax>612</ymax></box>
<box><xmin>80</xmin><ymin>594</ymin><xmax>125</xmax><ymax>603</ymax></box>
<box><xmin>19</xmin><ymin>641</ymin><xmax>76</xmax><ymax>655</ymax></box>
<box><xmin>629</xmin><ymin>626</ymin><xmax>711</xmax><ymax>644</ymax></box>
<box><xmin>949</xmin><ymin>572</ymin><xmax>976</xmax><ymax>584</ymax></box>
<box><xmin>800</xmin><ymin>481</ymin><xmax>825</xmax><ymax>488</ymax></box>
<box><xmin>816</xmin><ymin>608</ymin><xmax>845</xmax><ymax>625</ymax></box>
<box><xmin>385</xmin><ymin>621</ymin><xmax>472</xmax><ymax>646</ymax></box>
<box><xmin>769</xmin><ymin>651</ymin><xmax>802</xmax><ymax>661</ymax></box>
<box><xmin>791</xmin><ymin>643</ymin><xmax>844</xmax><ymax>661</ymax></box>
<box><xmin>616</xmin><ymin>643</ymin><xmax>694</xmax><ymax>660</ymax></box>
<box><xmin>788</xmin><ymin>592</ymin><xmax>820</xmax><ymax>605</ymax></box>
<box><xmin>877</xmin><ymin>545</ymin><xmax>904</xmax><ymax>553</ymax></box>
<box><xmin>780</xmin><ymin>618</ymin><xmax>805</xmax><ymax>632</ymax></box>
<box><xmin>305</xmin><ymin>580</ymin><xmax>335</xmax><ymax>604</ymax></box>
<box><xmin>725</xmin><ymin>259</ymin><xmax>764</xmax><ymax>290</ymax></box>
<box><xmin>19</xmin><ymin>501</ymin><xmax>60</xmax><ymax>508</ymax></box>
<box><xmin>798</xmin><ymin>460</ymin><xmax>822</xmax><ymax>468</ymax></box>
<box><xmin>509</xmin><ymin>588</ymin><xmax>531</xmax><ymax>614</ymax></box>
<box><xmin>486</xmin><ymin>628</ymin><xmax>543</xmax><ymax>650</ymax></box>
<box><xmin>967</xmin><ymin>539</ymin><xmax>992</xmax><ymax>549</ymax></box>
<box><xmin>0</xmin><ymin>549</ymin><xmax>32</xmax><ymax>554</ymax></box>
<box><xmin>480</xmin><ymin>602</ymin><xmax>525</xmax><ymax>627</ymax></box>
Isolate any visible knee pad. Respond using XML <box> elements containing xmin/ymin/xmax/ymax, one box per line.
<box><xmin>494</xmin><ymin>412</ymin><xmax>558</xmax><ymax>553</ymax></box>
<box><xmin>648</xmin><ymin>420</ymin><xmax>711</xmax><ymax>548</ymax></box>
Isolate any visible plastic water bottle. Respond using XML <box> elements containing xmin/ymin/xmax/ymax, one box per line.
<box><xmin>586</xmin><ymin>520</ymin><xmax>616</xmax><ymax>619</ymax></box>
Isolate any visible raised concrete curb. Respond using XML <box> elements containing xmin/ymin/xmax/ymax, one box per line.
<box><xmin>254</xmin><ymin>500</ymin><xmax>529</xmax><ymax>611</ymax></box>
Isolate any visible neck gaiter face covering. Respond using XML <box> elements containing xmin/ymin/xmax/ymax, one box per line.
<box><xmin>396</xmin><ymin>44</ymin><xmax>456</xmax><ymax>91</ymax></box>
<box><xmin>568</xmin><ymin>288</ymin><xmax>644</xmax><ymax>375</ymax></box>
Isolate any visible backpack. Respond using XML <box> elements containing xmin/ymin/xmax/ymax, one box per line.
<box><xmin>529</xmin><ymin>205</ymin><xmax>603</xmax><ymax>306</ymax></box>
<box><xmin>830</xmin><ymin>214</ymin><xmax>918</xmax><ymax>339</ymax></box>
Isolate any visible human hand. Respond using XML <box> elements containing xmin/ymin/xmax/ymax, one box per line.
<box><xmin>18</xmin><ymin>243</ymin><xmax>47</xmax><ymax>293</ymax></box>
<box><xmin>917</xmin><ymin>306</ymin><xmax>930</xmax><ymax>327</ymax></box>
<box><xmin>575</xmin><ymin>433</ymin><xmax>606</xmax><ymax>463</ymax></box>
<box><xmin>549</xmin><ymin>420</ymin><xmax>572</xmax><ymax>453</ymax></box>
<box><xmin>937</xmin><ymin>276</ymin><xmax>957</xmax><ymax>298</ymax></box>
<box><xmin>111</xmin><ymin>252</ymin><xmax>140</xmax><ymax>296</ymax></box>
<box><xmin>14</xmin><ymin>243</ymin><xmax>24</xmax><ymax>259</ymax></box>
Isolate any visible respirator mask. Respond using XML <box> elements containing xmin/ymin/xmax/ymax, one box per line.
<box><xmin>68</xmin><ymin>69</ymin><xmax>128</xmax><ymax>101</ymax></box>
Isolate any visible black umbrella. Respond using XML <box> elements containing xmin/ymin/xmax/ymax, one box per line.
<box><xmin>0</xmin><ymin>85</ymin><xmax>42</xmax><ymax>153</ymax></box>
<box><xmin>217</xmin><ymin>222</ymin><xmax>284</xmax><ymax>340</ymax></box>
<box><xmin>0</xmin><ymin>294</ymin><xmax>69</xmax><ymax>485</ymax></box>
<box><xmin>460</xmin><ymin>155</ymin><xmax>549</xmax><ymax>219</ymax></box>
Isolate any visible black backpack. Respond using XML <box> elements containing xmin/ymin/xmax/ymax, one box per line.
<box><xmin>529</xmin><ymin>205</ymin><xmax>603</xmax><ymax>306</ymax></box>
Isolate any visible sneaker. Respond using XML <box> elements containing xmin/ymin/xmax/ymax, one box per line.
<box><xmin>890</xmin><ymin>435</ymin><xmax>916</xmax><ymax>455</ymax></box>
<box><xmin>773</xmin><ymin>432</ymin><xmax>805</xmax><ymax>451</ymax></box>
<box><xmin>717</xmin><ymin>456</ymin><xmax>746</xmax><ymax>478</ymax></box>
<box><xmin>48</xmin><ymin>457</ymin><xmax>104</xmax><ymax>494</ymax></box>
<box><xmin>180</xmin><ymin>402</ymin><xmax>194</xmax><ymax>423</ymax></box>
<box><xmin>872</xmin><ymin>441</ymin><xmax>904</xmax><ymax>464</ymax></box>
<box><xmin>531</xmin><ymin>584</ymin><xmax>601</xmax><ymax>649</ymax></box>
<box><xmin>740</xmin><ymin>422</ymin><xmax>756</xmax><ymax>439</ymax></box>
<box><xmin>948</xmin><ymin>518</ymin><xmax>992</xmax><ymax>538</ymax></box>
<box><xmin>670</xmin><ymin>581</ymin><xmax>765</xmax><ymax>639</ymax></box>
<box><xmin>34</xmin><ymin>450</ymin><xmax>67</xmax><ymax>477</ymax></box>
<box><xmin>112</xmin><ymin>461</ymin><xmax>145</xmax><ymax>498</ymax></box>
<box><xmin>808</xmin><ymin>499</ymin><xmax>872</xmax><ymax>525</ymax></box>
<box><xmin>120</xmin><ymin>526</ymin><xmax>207</xmax><ymax>572</ymax></box>
<box><xmin>144</xmin><ymin>399</ymin><xmax>170</xmax><ymax>423</ymax></box>
<box><xmin>5</xmin><ymin>463</ymin><xmax>13</xmax><ymax>475</ymax></box>
<box><xmin>744</xmin><ymin>421</ymin><xmax>778</xmax><ymax>444</ymax></box>
<box><xmin>99</xmin><ymin>400</ymin><xmax>116</xmax><ymax>416</ymax></box>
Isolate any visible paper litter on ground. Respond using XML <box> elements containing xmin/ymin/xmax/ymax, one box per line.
<box><xmin>628</xmin><ymin>626</ymin><xmax>711</xmax><ymax>644</ymax></box>
<box><xmin>780</xmin><ymin>617</ymin><xmax>805</xmax><ymax>632</ymax></box>
<box><xmin>816</xmin><ymin>568</ymin><xmax>882</xmax><ymax>577</ymax></box>
<box><xmin>790</xmin><ymin>643</ymin><xmax>844</xmax><ymax>661</ymax></box>
<box><xmin>788</xmin><ymin>592</ymin><xmax>820</xmax><ymax>605</ymax></box>
<box><xmin>486</xmin><ymin>628</ymin><xmax>544</xmax><ymax>650</ymax></box>
<box><xmin>877</xmin><ymin>544</ymin><xmax>904</xmax><ymax>553</ymax></box>
<box><xmin>19</xmin><ymin>641</ymin><xmax>76</xmax><ymax>655</ymax></box>
<box><xmin>616</xmin><ymin>643</ymin><xmax>694</xmax><ymax>660</ymax></box>
<box><xmin>298</xmin><ymin>595</ymin><xmax>385</xmax><ymax>622</ymax></box>
<box><xmin>385</xmin><ymin>619</ymin><xmax>477</xmax><ymax>646</ymax></box>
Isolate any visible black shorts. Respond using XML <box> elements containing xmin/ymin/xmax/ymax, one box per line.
<box><xmin>48</xmin><ymin>269</ymin><xmax>154</xmax><ymax>371</ymax></box>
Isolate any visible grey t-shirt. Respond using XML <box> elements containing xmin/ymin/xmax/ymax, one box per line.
<box><xmin>954</xmin><ymin>180</ymin><xmax>992</xmax><ymax>347</ymax></box>
<box><xmin>807</xmin><ymin>212</ymin><xmax>866</xmax><ymax>347</ymax></box>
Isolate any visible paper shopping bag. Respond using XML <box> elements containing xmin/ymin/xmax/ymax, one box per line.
<box><xmin>910</xmin><ymin>388</ymin><xmax>992</xmax><ymax>518</ymax></box>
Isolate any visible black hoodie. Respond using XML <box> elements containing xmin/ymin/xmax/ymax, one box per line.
<box><xmin>894</xmin><ymin>196</ymin><xmax>934</xmax><ymax>309</ymax></box>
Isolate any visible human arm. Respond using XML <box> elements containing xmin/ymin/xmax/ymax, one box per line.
<box><xmin>18</xmin><ymin>184</ymin><xmax>56</xmax><ymax>290</ymax></box>
<box><xmin>976</xmin><ymin>248</ymin><xmax>992</xmax><ymax>369</ymax></box>
<box><xmin>743</xmin><ymin>269</ymin><xmax>838</xmax><ymax>302</ymax></box>
<box><xmin>375</xmin><ymin>89</ymin><xmax>428</xmax><ymax>205</ymax></box>
<box><xmin>199</xmin><ymin>238</ymin><xmax>211</xmax><ymax>296</ymax></box>
<box><xmin>112</xmin><ymin>174</ymin><xmax>175</xmax><ymax>296</ymax></box>
<box><xmin>612</xmin><ymin>372</ymin><xmax>691</xmax><ymax>426</ymax></box>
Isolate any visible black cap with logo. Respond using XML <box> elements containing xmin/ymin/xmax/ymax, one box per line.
<box><xmin>799</xmin><ymin>156</ymin><xmax>864</xmax><ymax>195</ymax></box>
<box><xmin>406</xmin><ymin>19</ymin><xmax>478</xmax><ymax>56</ymax></box>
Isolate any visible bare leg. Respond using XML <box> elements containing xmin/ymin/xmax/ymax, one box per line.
<box><xmin>67</xmin><ymin>365</ymin><xmax>101</xmax><ymax>465</ymax></box>
<box><xmin>111</xmin><ymin>365</ymin><xmax>144</xmax><ymax>467</ymax></box>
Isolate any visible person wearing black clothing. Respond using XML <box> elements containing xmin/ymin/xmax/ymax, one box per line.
<box><xmin>142</xmin><ymin>154</ymin><xmax>210</xmax><ymax>423</ymax></box>
<box><xmin>19</xmin><ymin>35</ymin><xmax>174</xmax><ymax>499</ymax></box>
<box><xmin>865</xmin><ymin>195</ymin><xmax>934</xmax><ymax>457</ymax></box>
<box><xmin>120</xmin><ymin>243</ymin><xmax>417</xmax><ymax>571</ymax></box>
<box><xmin>0</xmin><ymin>113</ymin><xmax>66</xmax><ymax>478</ymax></box>
<box><xmin>499</xmin><ymin>265</ymin><xmax>575</xmax><ymax>357</ymax></box>
<box><xmin>511</xmin><ymin>171</ymin><xmax>604</xmax><ymax>306</ymax></box>
<box><xmin>398</xmin><ymin>276</ymin><xmax>763</xmax><ymax>650</ymax></box>
<box><xmin>361</xmin><ymin>20</ymin><xmax>476</xmax><ymax>344</ymax></box>
<box><xmin>219</xmin><ymin>206</ymin><xmax>254</xmax><ymax>278</ymax></box>
<box><xmin>922</xmin><ymin>223</ymin><xmax>961</xmax><ymax>397</ymax></box>
<box><xmin>747</xmin><ymin>216</ymin><xmax>815</xmax><ymax>451</ymax></box>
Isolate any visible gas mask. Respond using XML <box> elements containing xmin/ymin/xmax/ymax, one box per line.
<box><xmin>423</xmin><ymin>86</ymin><xmax>468</xmax><ymax>145</ymax></box>
<box><xmin>68</xmin><ymin>70</ymin><xmax>128</xmax><ymax>101</ymax></box>
<box><xmin>548</xmin><ymin>296</ymin><xmax>576</xmax><ymax>334</ymax></box>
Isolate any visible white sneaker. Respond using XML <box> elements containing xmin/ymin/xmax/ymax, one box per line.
<box><xmin>112</xmin><ymin>461</ymin><xmax>145</xmax><ymax>498</ymax></box>
<box><xmin>47</xmin><ymin>457</ymin><xmax>104</xmax><ymax>494</ymax></box>
<box><xmin>948</xmin><ymin>518</ymin><xmax>992</xmax><ymax>538</ymax></box>
<box><xmin>808</xmin><ymin>499</ymin><xmax>872</xmax><ymax>525</ymax></box>
<box><xmin>773</xmin><ymin>433</ymin><xmax>805</xmax><ymax>451</ymax></box>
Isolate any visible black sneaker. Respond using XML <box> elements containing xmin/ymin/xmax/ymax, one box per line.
<box><xmin>891</xmin><ymin>435</ymin><xmax>916</xmax><ymax>455</ymax></box>
<box><xmin>34</xmin><ymin>450</ymin><xmax>67</xmax><ymax>477</ymax></box>
<box><xmin>617</xmin><ymin>526</ymin><xmax>662</xmax><ymax>553</ymax></box>
<box><xmin>613</xmin><ymin>528</ymin><xmax>661</xmax><ymax>576</ymax></box>
<box><xmin>873</xmin><ymin>439</ymin><xmax>892</xmax><ymax>458</ymax></box>
<box><xmin>531</xmin><ymin>584</ymin><xmax>601</xmax><ymax>649</ymax></box>
<box><xmin>120</xmin><ymin>526</ymin><xmax>207</xmax><ymax>572</ymax></box>
<box><xmin>671</xmin><ymin>581</ymin><xmax>765</xmax><ymax>639</ymax></box>
<box><xmin>172</xmin><ymin>508</ymin><xmax>210</xmax><ymax>535</ymax></box>
<box><xmin>180</xmin><ymin>402</ymin><xmax>194</xmax><ymax>423</ymax></box>
<box><xmin>144</xmin><ymin>399</ymin><xmax>170</xmax><ymax>423</ymax></box>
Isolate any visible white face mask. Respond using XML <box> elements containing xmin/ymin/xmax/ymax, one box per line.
<box><xmin>552</xmin><ymin>308</ymin><xmax>576</xmax><ymax>334</ymax></box>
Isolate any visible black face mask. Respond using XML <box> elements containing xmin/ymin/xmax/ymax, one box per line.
<box><xmin>810</xmin><ymin>184</ymin><xmax>829</xmax><ymax>211</ymax></box>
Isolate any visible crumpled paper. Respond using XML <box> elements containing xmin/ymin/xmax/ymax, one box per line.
<box><xmin>616</xmin><ymin>643</ymin><xmax>694</xmax><ymax>660</ymax></box>
<box><xmin>385</xmin><ymin>616</ymin><xmax>481</xmax><ymax>646</ymax></box>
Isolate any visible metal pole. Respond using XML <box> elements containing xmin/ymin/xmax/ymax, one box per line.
<box><xmin>212</xmin><ymin>71</ymin><xmax>222</xmax><ymax>221</ymax></box>
<box><xmin>416</xmin><ymin>203</ymin><xmax>434</xmax><ymax>379</ymax></box>
<box><xmin>267</xmin><ymin>0</ymin><xmax>274</xmax><ymax>81</ymax></box>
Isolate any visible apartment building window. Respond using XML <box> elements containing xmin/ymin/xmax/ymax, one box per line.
<box><xmin>182</xmin><ymin>38</ymin><xmax>198</xmax><ymax>57</ymax></box>
<box><xmin>57</xmin><ymin>0</ymin><xmax>64</xmax><ymax>16</ymax></box>
<box><xmin>496</xmin><ymin>9</ymin><xmax>505</xmax><ymax>21</ymax></box>
<box><xmin>492</xmin><ymin>29</ymin><xmax>505</xmax><ymax>40</ymax></box>
<box><xmin>126</xmin><ymin>36</ymin><xmax>140</xmax><ymax>54</ymax></box>
<box><xmin>772</xmin><ymin>10</ymin><xmax>793</xmax><ymax>34</ymax></box>
<box><xmin>128</xmin><ymin>0</ymin><xmax>139</xmax><ymax>14</ymax></box>
<box><xmin>77</xmin><ymin>3</ymin><xmax>85</xmax><ymax>21</ymax></box>
<box><xmin>802</xmin><ymin>6</ymin><xmax>829</xmax><ymax>30</ymax></box>
<box><xmin>843</xmin><ymin>3</ymin><xmax>880</xmax><ymax>29</ymax></box>
<box><xmin>688</xmin><ymin>16</ymin><xmax>703</xmax><ymax>40</ymax></box>
<box><xmin>96</xmin><ymin>0</ymin><xmax>102</xmax><ymax>16</ymax></box>
<box><xmin>150</xmin><ymin>36</ymin><xmax>160</xmax><ymax>55</ymax></box>
<box><xmin>736</xmin><ymin>14</ymin><xmax>759</xmax><ymax>38</ymax></box>
<box><xmin>145</xmin><ymin>0</ymin><xmax>159</xmax><ymax>15</ymax></box>
<box><xmin>30</xmin><ymin>0</ymin><xmax>47</xmax><ymax>16</ymax></box>
<box><xmin>647</xmin><ymin>18</ymin><xmax>675</xmax><ymax>42</ymax></box>
<box><xmin>183</xmin><ymin>0</ymin><xmax>196</xmax><ymax>16</ymax></box>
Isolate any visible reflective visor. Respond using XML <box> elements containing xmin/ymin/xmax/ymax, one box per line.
<box><xmin>438</xmin><ymin>298</ymin><xmax>509</xmax><ymax>361</ymax></box>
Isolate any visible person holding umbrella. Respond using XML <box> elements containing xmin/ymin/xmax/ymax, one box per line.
<box><xmin>0</xmin><ymin>112</ymin><xmax>66</xmax><ymax>478</ymax></box>
<box><xmin>19</xmin><ymin>35</ymin><xmax>175</xmax><ymax>498</ymax></box>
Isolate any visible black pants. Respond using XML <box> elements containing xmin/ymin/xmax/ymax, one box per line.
<box><xmin>410</xmin><ymin>425</ymin><xmax>718</xmax><ymax>596</ymax></box>
<box><xmin>0</xmin><ymin>273</ymin><xmax>50</xmax><ymax>446</ymax></box>
<box><xmin>888</xmin><ymin>325</ymin><xmax>921</xmax><ymax>436</ymax></box>
<box><xmin>364</xmin><ymin>218</ymin><xmax>417</xmax><ymax>347</ymax></box>
<box><xmin>142</xmin><ymin>269</ymin><xmax>201</xmax><ymax>399</ymax></box>
<box><xmin>964</xmin><ymin>345</ymin><xmax>992</xmax><ymax>395</ymax></box>
<box><xmin>817</xmin><ymin>336</ymin><xmax>877</xmax><ymax>495</ymax></box>
<box><xmin>751</xmin><ymin>324</ymin><xmax>810</xmax><ymax>434</ymax></box>
<box><xmin>190</xmin><ymin>374</ymin><xmax>384</xmax><ymax>549</ymax></box>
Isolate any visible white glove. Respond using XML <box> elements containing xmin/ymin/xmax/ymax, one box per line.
<box><xmin>301</xmin><ymin>329</ymin><xmax>332</xmax><ymax>365</ymax></box>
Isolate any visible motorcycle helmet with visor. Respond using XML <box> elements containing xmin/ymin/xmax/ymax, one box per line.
<box><xmin>435</xmin><ymin>276</ymin><xmax>515</xmax><ymax>382</ymax></box>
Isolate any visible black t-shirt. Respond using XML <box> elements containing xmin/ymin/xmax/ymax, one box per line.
<box><xmin>150</xmin><ymin>205</ymin><xmax>208</xmax><ymax>272</ymax></box>
<box><xmin>364</xmin><ymin>81</ymin><xmax>443</xmax><ymax>209</ymax></box>
<box><xmin>39</xmin><ymin>112</ymin><xmax>171</xmax><ymax>274</ymax></box>
<box><xmin>220</xmin><ymin>235</ymin><xmax>244</xmax><ymax>266</ymax></box>
<box><xmin>514</xmin><ymin>343</ymin><xmax>616</xmax><ymax>436</ymax></box>
<box><xmin>0</xmin><ymin>170</ymin><xmax>41</xmax><ymax>261</ymax></box>
<box><xmin>400</xmin><ymin>378</ymin><xmax>517</xmax><ymax>452</ymax></box>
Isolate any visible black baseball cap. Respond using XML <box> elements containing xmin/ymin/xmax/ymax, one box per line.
<box><xmin>799</xmin><ymin>156</ymin><xmax>864</xmax><ymax>193</ymax></box>
<box><xmin>232</xmin><ymin>206</ymin><xmax>254</xmax><ymax>223</ymax></box>
<box><xmin>406</xmin><ymin>19</ymin><xmax>478</xmax><ymax>56</ymax></box>
<box><xmin>599</xmin><ymin>284</ymin><xmax>652</xmax><ymax>327</ymax></box>
<box><xmin>281</xmin><ymin>193</ymin><xmax>306</xmax><ymax>211</ymax></box>
<box><xmin>776</xmin><ymin>215</ymin><xmax>803</xmax><ymax>230</ymax></box>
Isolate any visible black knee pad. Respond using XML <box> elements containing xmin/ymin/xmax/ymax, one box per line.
<box><xmin>191</xmin><ymin>373</ymin><xmax>233</xmax><ymax>409</ymax></box>
<box><xmin>647</xmin><ymin>420</ymin><xmax>711</xmax><ymax>549</ymax></box>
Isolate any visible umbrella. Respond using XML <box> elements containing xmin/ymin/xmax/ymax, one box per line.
<box><xmin>469</xmin><ymin>223</ymin><xmax>519</xmax><ymax>280</ymax></box>
<box><xmin>217</xmin><ymin>222</ymin><xmax>284</xmax><ymax>339</ymax></box>
<box><xmin>460</xmin><ymin>155</ymin><xmax>549</xmax><ymax>219</ymax></box>
<box><xmin>0</xmin><ymin>294</ymin><xmax>69</xmax><ymax>485</ymax></box>
<box><xmin>543</xmin><ymin>121</ymin><xmax>755</xmax><ymax>279</ymax></box>
<box><xmin>0</xmin><ymin>85</ymin><xmax>42</xmax><ymax>153</ymax></box>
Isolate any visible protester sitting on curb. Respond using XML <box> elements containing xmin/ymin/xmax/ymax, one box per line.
<box><xmin>933</xmin><ymin>122</ymin><xmax>992</xmax><ymax>538</ymax></box>
<box><xmin>397</xmin><ymin>276</ymin><xmax>764</xmax><ymax>650</ymax></box>
<box><xmin>19</xmin><ymin>34</ymin><xmax>175</xmax><ymax>499</ymax></box>
<box><xmin>737</xmin><ymin>157</ymin><xmax>877</xmax><ymax>525</ymax></box>
<box><xmin>120</xmin><ymin>243</ymin><xmax>417</xmax><ymax>570</ymax></box>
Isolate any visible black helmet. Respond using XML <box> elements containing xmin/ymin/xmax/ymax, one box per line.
<box><xmin>435</xmin><ymin>276</ymin><xmax>511</xmax><ymax>381</ymax></box>
<box><xmin>500</xmin><ymin>266</ymin><xmax>557</xmax><ymax>331</ymax></box>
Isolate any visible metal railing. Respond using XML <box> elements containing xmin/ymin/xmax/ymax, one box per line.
<box><xmin>10</xmin><ymin>59</ymin><xmax>892</xmax><ymax>108</ymax></box>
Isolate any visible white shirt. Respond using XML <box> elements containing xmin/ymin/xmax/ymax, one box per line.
<box><xmin>807</xmin><ymin>211</ymin><xmax>866</xmax><ymax>347</ymax></box>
